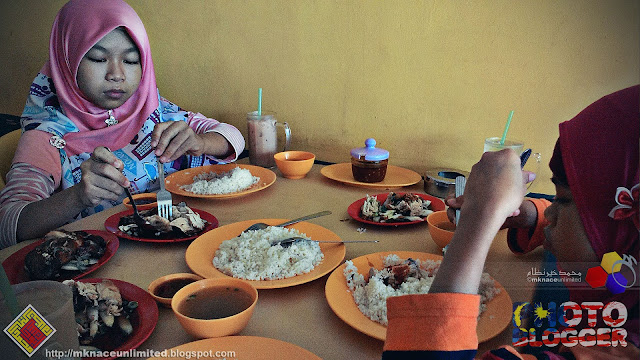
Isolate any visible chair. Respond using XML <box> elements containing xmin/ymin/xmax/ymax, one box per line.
<box><xmin>0</xmin><ymin>129</ymin><xmax>21</xmax><ymax>190</ymax></box>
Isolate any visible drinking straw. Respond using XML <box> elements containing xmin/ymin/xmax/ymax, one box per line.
<box><xmin>258</xmin><ymin>88</ymin><xmax>262</xmax><ymax>117</ymax></box>
<box><xmin>0</xmin><ymin>265</ymin><xmax>19</xmax><ymax>317</ymax></box>
<box><xmin>500</xmin><ymin>110</ymin><xmax>514</xmax><ymax>145</ymax></box>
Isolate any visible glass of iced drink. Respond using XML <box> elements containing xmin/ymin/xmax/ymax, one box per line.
<box><xmin>247</xmin><ymin>111</ymin><xmax>291</xmax><ymax>168</ymax></box>
<box><xmin>483</xmin><ymin>137</ymin><xmax>541</xmax><ymax>190</ymax></box>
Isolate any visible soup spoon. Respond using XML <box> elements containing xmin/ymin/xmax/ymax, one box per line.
<box><xmin>242</xmin><ymin>211</ymin><xmax>332</xmax><ymax>233</ymax></box>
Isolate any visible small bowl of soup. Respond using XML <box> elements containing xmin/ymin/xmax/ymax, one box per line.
<box><xmin>426</xmin><ymin>210</ymin><xmax>456</xmax><ymax>249</ymax></box>
<box><xmin>171</xmin><ymin>278</ymin><xmax>258</xmax><ymax>339</ymax></box>
<box><xmin>274</xmin><ymin>151</ymin><xmax>315</xmax><ymax>179</ymax></box>
<box><xmin>148</xmin><ymin>273</ymin><xmax>203</xmax><ymax>308</ymax></box>
<box><xmin>123</xmin><ymin>192</ymin><xmax>158</xmax><ymax>211</ymax></box>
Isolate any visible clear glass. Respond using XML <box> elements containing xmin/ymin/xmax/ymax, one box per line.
<box><xmin>483</xmin><ymin>137</ymin><xmax>524</xmax><ymax>153</ymax></box>
<box><xmin>247</xmin><ymin>111</ymin><xmax>291</xmax><ymax>168</ymax></box>
<box><xmin>483</xmin><ymin>137</ymin><xmax>541</xmax><ymax>191</ymax></box>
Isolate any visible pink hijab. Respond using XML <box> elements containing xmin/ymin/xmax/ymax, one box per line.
<box><xmin>42</xmin><ymin>0</ymin><xmax>159</xmax><ymax>156</ymax></box>
<box><xmin>549</xmin><ymin>85</ymin><xmax>639</xmax><ymax>345</ymax></box>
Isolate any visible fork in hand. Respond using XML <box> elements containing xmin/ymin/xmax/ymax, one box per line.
<box><xmin>156</xmin><ymin>158</ymin><xmax>173</xmax><ymax>219</ymax></box>
<box><xmin>454</xmin><ymin>175</ymin><xmax>466</xmax><ymax>226</ymax></box>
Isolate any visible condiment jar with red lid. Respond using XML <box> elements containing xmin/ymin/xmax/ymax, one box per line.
<box><xmin>350</xmin><ymin>138</ymin><xmax>389</xmax><ymax>183</ymax></box>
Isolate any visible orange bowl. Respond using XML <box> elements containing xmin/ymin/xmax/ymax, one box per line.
<box><xmin>148</xmin><ymin>273</ymin><xmax>203</xmax><ymax>308</ymax></box>
<box><xmin>122</xmin><ymin>192</ymin><xmax>157</xmax><ymax>211</ymax></box>
<box><xmin>426</xmin><ymin>210</ymin><xmax>456</xmax><ymax>249</ymax></box>
<box><xmin>274</xmin><ymin>151</ymin><xmax>315</xmax><ymax>179</ymax></box>
<box><xmin>171</xmin><ymin>278</ymin><xmax>258</xmax><ymax>339</ymax></box>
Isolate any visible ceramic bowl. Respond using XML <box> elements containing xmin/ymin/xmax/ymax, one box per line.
<box><xmin>274</xmin><ymin>151</ymin><xmax>315</xmax><ymax>179</ymax></box>
<box><xmin>426</xmin><ymin>210</ymin><xmax>456</xmax><ymax>249</ymax></box>
<box><xmin>147</xmin><ymin>273</ymin><xmax>203</xmax><ymax>308</ymax></box>
<box><xmin>122</xmin><ymin>193</ymin><xmax>157</xmax><ymax>211</ymax></box>
<box><xmin>172</xmin><ymin>278</ymin><xmax>258</xmax><ymax>338</ymax></box>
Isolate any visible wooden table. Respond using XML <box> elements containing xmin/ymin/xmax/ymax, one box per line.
<box><xmin>1</xmin><ymin>163</ymin><xmax>543</xmax><ymax>360</ymax></box>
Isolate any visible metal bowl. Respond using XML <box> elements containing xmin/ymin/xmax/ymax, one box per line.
<box><xmin>423</xmin><ymin>168</ymin><xmax>469</xmax><ymax>198</ymax></box>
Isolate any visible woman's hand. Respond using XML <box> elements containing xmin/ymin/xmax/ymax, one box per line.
<box><xmin>460</xmin><ymin>149</ymin><xmax>532</xmax><ymax>223</ymax></box>
<box><xmin>445</xmin><ymin>153</ymin><xmax>537</xmax><ymax>229</ymax></box>
<box><xmin>430</xmin><ymin>149</ymin><xmax>531</xmax><ymax>295</ymax></box>
<box><xmin>151</xmin><ymin>121</ymin><xmax>206</xmax><ymax>162</ymax></box>
<box><xmin>76</xmin><ymin>146</ymin><xmax>129</xmax><ymax>207</ymax></box>
<box><xmin>445</xmin><ymin>195</ymin><xmax>537</xmax><ymax>230</ymax></box>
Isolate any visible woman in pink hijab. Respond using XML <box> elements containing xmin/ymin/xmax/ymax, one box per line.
<box><xmin>383</xmin><ymin>85</ymin><xmax>639</xmax><ymax>359</ymax></box>
<box><xmin>0</xmin><ymin>0</ymin><xmax>245</xmax><ymax>248</ymax></box>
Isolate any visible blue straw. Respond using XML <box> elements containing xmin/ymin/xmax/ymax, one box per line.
<box><xmin>258</xmin><ymin>88</ymin><xmax>262</xmax><ymax>117</ymax></box>
<box><xmin>500</xmin><ymin>110</ymin><xmax>514</xmax><ymax>145</ymax></box>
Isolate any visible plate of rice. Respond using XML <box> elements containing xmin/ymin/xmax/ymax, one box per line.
<box><xmin>186</xmin><ymin>219</ymin><xmax>346</xmax><ymax>289</ymax></box>
<box><xmin>324</xmin><ymin>251</ymin><xmax>512</xmax><ymax>342</ymax></box>
<box><xmin>164</xmin><ymin>164</ymin><xmax>276</xmax><ymax>199</ymax></box>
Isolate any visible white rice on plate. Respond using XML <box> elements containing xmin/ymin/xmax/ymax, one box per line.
<box><xmin>344</xmin><ymin>254</ymin><xmax>500</xmax><ymax>325</ymax></box>
<box><xmin>181</xmin><ymin>167</ymin><xmax>259</xmax><ymax>195</ymax></box>
<box><xmin>213</xmin><ymin>226</ymin><xmax>324</xmax><ymax>280</ymax></box>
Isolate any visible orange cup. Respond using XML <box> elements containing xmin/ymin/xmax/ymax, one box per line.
<box><xmin>171</xmin><ymin>278</ymin><xmax>258</xmax><ymax>339</ymax></box>
<box><xmin>274</xmin><ymin>151</ymin><xmax>315</xmax><ymax>179</ymax></box>
<box><xmin>122</xmin><ymin>193</ymin><xmax>157</xmax><ymax>211</ymax></box>
<box><xmin>426</xmin><ymin>210</ymin><xmax>456</xmax><ymax>249</ymax></box>
<box><xmin>148</xmin><ymin>273</ymin><xmax>203</xmax><ymax>308</ymax></box>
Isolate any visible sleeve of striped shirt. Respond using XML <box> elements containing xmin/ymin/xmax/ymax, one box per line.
<box><xmin>0</xmin><ymin>163</ymin><xmax>56</xmax><ymax>249</ymax></box>
<box><xmin>186</xmin><ymin>112</ymin><xmax>246</xmax><ymax>163</ymax></box>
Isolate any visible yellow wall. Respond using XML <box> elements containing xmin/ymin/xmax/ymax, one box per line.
<box><xmin>1</xmin><ymin>1</ymin><xmax>638</xmax><ymax>195</ymax></box>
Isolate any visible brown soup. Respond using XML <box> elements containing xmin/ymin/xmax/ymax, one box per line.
<box><xmin>154</xmin><ymin>278</ymin><xmax>198</xmax><ymax>298</ymax></box>
<box><xmin>436</xmin><ymin>221</ymin><xmax>456</xmax><ymax>231</ymax></box>
<box><xmin>178</xmin><ymin>286</ymin><xmax>254</xmax><ymax>320</ymax></box>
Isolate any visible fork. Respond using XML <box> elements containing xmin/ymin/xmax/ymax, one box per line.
<box><xmin>156</xmin><ymin>158</ymin><xmax>172</xmax><ymax>219</ymax></box>
<box><xmin>273</xmin><ymin>237</ymin><xmax>379</xmax><ymax>248</ymax></box>
<box><xmin>454</xmin><ymin>175</ymin><xmax>466</xmax><ymax>226</ymax></box>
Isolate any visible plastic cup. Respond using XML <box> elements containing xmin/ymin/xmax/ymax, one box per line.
<box><xmin>0</xmin><ymin>281</ymin><xmax>80</xmax><ymax>360</ymax></box>
<box><xmin>483</xmin><ymin>137</ymin><xmax>541</xmax><ymax>191</ymax></box>
<box><xmin>483</xmin><ymin>137</ymin><xmax>524</xmax><ymax>153</ymax></box>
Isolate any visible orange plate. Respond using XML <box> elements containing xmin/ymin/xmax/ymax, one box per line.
<box><xmin>320</xmin><ymin>163</ymin><xmax>422</xmax><ymax>189</ymax></box>
<box><xmin>147</xmin><ymin>336</ymin><xmax>321</xmax><ymax>360</ymax></box>
<box><xmin>186</xmin><ymin>219</ymin><xmax>346</xmax><ymax>289</ymax></box>
<box><xmin>324</xmin><ymin>251</ymin><xmax>513</xmax><ymax>342</ymax></box>
<box><xmin>164</xmin><ymin>164</ymin><xmax>276</xmax><ymax>199</ymax></box>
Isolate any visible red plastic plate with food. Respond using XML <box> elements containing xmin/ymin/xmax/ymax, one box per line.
<box><xmin>2</xmin><ymin>230</ymin><xmax>119</xmax><ymax>284</ymax></box>
<box><xmin>71</xmin><ymin>278</ymin><xmax>158</xmax><ymax>360</ymax></box>
<box><xmin>347</xmin><ymin>192</ymin><xmax>445</xmax><ymax>226</ymax></box>
<box><xmin>104</xmin><ymin>207</ymin><xmax>218</xmax><ymax>243</ymax></box>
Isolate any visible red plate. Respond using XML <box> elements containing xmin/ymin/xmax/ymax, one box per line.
<box><xmin>104</xmin><ymin>208</ymin><xmax>218</xmax><ymax>242</ymax></box>
<box><xmin>347</xmin><ymin>192</ymin><xmax>445</xmax><ymax>226</ymax></box>
<box><xmin>2</xmin><ymin>230</ymin><xmax>119</xmax><ymax>285</ymax></box>
<box><xmin>75</xmin><ymin>278</ymin><xmax>158</xmax><ymax>360</ymax></box>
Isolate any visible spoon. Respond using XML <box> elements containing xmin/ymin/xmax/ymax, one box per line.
<box><xmin>243</xmin><ymin>211</ymin><xmax>332</xmax><ymax>233</ymax></box>
<box><xmin>273</xmin><ymin>237</ymin><xmax>379</xmax><ymax>248</ymax></box>
<box><xmin>123</xmin><ymin>187</ymin><xmax>154</xmax><ymax>231</ymax></box>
